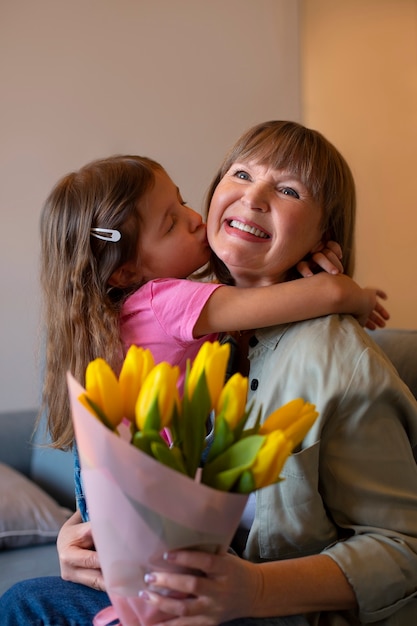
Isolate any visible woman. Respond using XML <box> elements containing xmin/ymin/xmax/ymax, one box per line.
<box><xmin>135</xmin><ymin>121</ymin><xmax>417</xmax><ymax>625</ymax></box>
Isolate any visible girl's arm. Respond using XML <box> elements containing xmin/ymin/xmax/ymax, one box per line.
<box><xmin>193</xmin><ymin>273</ymin><xmax>389</xmax><ymax>338</ymax></box>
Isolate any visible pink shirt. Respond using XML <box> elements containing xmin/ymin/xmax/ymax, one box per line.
<box><xmin>120</xmin><ymin>278</ymin><xmax>223</xmax><ymax>389</ymax></box>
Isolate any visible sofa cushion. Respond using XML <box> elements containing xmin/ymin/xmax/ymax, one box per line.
<box><xmin>0</xmin><ymin>462</ymin><xmax>72</xmax><ymax>549</ymax></box>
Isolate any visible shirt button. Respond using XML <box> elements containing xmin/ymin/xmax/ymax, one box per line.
<box><xmin>248</xmin><ymin>335</ymin><xmax>259</xmax><ymax>347</ymax></box>
<box><xmin>250</xmin><ymin>379</ymin><xmax>259</xmax><ymax>391</ymax></box>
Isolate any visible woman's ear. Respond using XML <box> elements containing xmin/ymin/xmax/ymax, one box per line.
<box><xmin>310</xmin><ymin>230</ymin><xmax>332</xmax><ymax>254</ymax></box>
<box><xmin>108</xmin><ymin>261</ymin><xmax>142</xmax><ymax>288</ymax></box>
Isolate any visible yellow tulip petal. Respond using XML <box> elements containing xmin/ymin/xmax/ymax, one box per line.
<box><xmin>259</xmin><ymin>398</ymin><xmax>305</xmax><ymax>434</ymax></box>
<box><xmin>205</xmin><ymin>342</ymin><xmax>230</xmax><ymax>407</ymax></box>
<box><xmin>216</xmin><ymin>373</ymin><xmax>248</xmax><ymax>430</ymax></box>
<box><xmin>187</xmin><ymin>342</ymin><xmax>211</xmax><ymax>398</ymax></box>
<box><xmin>85</xmin><ymin>358</ymin><xmax>123</xmax><ymax>428</ymax></box>
<box><xmin>135</xmin><ymin>362</ymin><xmax>180</xmax><ymax>431</ymax></box>
<box><xmin>284</xmin><ymin>403</ymin><xmax>318</xmax><ymax>449</ymax></box>
<box><xmin>251</xmin><ymin>430</ymin><xmax>293</xmax><ymax>489</ymax></box>
<box><xmin>187</xmin><ymin>341</ymin><xmax>230</xmax><ymax>408</ymax></box>
<box><xmin>119</xmin><ymin>346</ymin><xmax>155</xmax><ymax>421</ymax></box>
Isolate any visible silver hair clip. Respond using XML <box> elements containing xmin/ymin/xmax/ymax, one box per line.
<box><xmin>90</xmin><ymin>228</ymin><xmax>121</xmax><ymax>242</ymax></box>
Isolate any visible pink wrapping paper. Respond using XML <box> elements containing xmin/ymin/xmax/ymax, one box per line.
<box><xmin>68</xmin><ymin>373</ymin><xmax>248</xmax><ymax>626</ymax></box>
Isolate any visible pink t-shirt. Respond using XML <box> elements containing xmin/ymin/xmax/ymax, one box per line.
<box><xmin>120</xmin><ymin>278</ymin><xmax>223</xmax><ymax>389</ymax></box>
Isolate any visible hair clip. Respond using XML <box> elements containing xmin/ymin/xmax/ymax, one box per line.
<box><xmin>90</xmin><ymin>228</ymin><xmax>121</xmax><ymax>242</ymax></box>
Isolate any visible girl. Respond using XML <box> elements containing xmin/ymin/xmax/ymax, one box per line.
<box><xmin>40</xmin><ymin>155</ymin><xmax>388</xmax><ymax>449</ymax></box>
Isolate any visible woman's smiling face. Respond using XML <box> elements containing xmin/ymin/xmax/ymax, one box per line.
<box><xmin>207</xmin><ymin>160</ymin><xmax>324</xmax><ymax>288</ymax></box>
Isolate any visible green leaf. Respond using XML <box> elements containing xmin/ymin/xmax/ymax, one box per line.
<box><xmin>205</xmin><ymin>415</ymin><xmax>233</xmax><ymax>463</ymax></box>
<box><xmin>206</xmin><ymin>465</ymin><xmax>245</xmax><ymax>491</ymax></box>
<box><xmin>151</xmin><ymin>442</ymin><xmax>187</xmax><ymax>475</ymax></box>
<box><xmin>84</xmin><ymin>396</ymin><xmax>117</xmax><ymax>433</ymax></box>
<box><xmin>202</xmin><ymin>434</ymin><xmax>265</xmax><ymax>489</ymax></box>
<box><xmin>233</xmin><ymin>400</ymin><xmax>257</xmax><ymax>439</ymax></box>
<box><xmin>235</xmin><ymin>469</ymin><xmax>256</xmax><ymax>494</ymax></box>
<box><xmin>182</xmin><ymin>371</ymin><xmax>211</xmax><ymax>477</ymax></box>
<box><xmin>142</xmin><ymin>396</ymin><xmax>161</xmax><ymax>432</ymax></box>
<box><xmin>168</xmin><ymin>400</ymin><xmax>182</xmax><ymax>447</ymax></box>
<box><xmin>132</xmin><ymin>430</ymin><xmax>162</xmax><ymax>456</ymax></box>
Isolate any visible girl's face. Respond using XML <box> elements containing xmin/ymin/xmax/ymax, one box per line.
<box><xmin>207</xmin><ymin>160</ymin><xmax>324</xmax><ymax>287</ymax></box>
<box><xmin>137</xmin><ymin>169</ymin><xmax>210</xmax><ymax>282</ymax></box>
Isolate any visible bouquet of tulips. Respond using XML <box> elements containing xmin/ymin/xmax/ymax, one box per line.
<box><xmin>68</xmin><ymin>340</ymin><xmax>318</xmax><ymax>626</ymax></box>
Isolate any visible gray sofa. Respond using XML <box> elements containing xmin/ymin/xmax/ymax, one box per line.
<box><xmin>0</xmin><ymin>328</ymin><xmax>416</xmax><ymax>598</ymax></box>
<box><xmin>0</xmin><ymin>410</ymin><xmax>75</xmax><ymax>596</ymax></box>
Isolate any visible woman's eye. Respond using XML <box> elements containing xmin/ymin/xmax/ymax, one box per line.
<box><xmin>233</xmin><ymin>170</ymin><xmax>250</xmax><ymax>181</ymax></box>
<box><xmin>167</xmin><ymin>218</ymin><xmax>176</xmax><ymax>232</ymax></box>
<box><xmin>281</xmin><ymin>187</ymin><xmax>300</xmax><ymax>199</ymax></box>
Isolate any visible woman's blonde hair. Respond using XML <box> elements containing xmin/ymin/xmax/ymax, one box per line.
<box><xmin>205</xmin><ymin>120</ymin><xmax>356</xmax><ymax>285</ymax></box>
<box><xmin>40</xmin><ymin>155</ymin><xmax>164</xmax><ymax>449</ymax></box>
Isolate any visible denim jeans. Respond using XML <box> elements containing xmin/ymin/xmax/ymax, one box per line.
<box><xmin>0</xmin><ymin>577</ymin><xmax>111</xmax><ymax>626</ymax></box>
<box><xmin>0</xmin><ymin>576</ymin><xmax>309</xmax><ymax>626</ymax></box>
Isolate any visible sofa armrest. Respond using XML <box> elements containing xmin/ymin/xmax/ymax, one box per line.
<box><xmin>31</xmin><ymin>412</ymin><xmax>76</xmax><ymax>511</ymax></box>
<box><xmin>0</xmin><ymin>409</ymin><xmax>38</xmax><ymax>477</ymax></box>
<box><xmin>369</xmin><ymin>328</ymin><xmax>417</xmax><ymax>401</ymax></box>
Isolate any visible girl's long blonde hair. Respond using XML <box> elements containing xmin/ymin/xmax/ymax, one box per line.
<box><xmin>40</xmin><ymin>155</ymin><xmax>163</xmax><ymax>449</ymax></box>
<box><xmin>205</xmin><ymin>120</ymin><xmax>356</xmax><ymax>285</ymax></box>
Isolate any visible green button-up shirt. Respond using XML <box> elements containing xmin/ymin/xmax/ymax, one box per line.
<box><xmin>243</xmin><ymin>315</ymin><xmax>417</xmax><ymax>625</ymax></box>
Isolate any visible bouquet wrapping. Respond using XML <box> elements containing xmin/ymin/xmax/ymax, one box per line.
<box><xmin>68</xmin><ymin>374</ymin><xmax>248</xmax><ymax>626</ymax></box>
<box><xmin>68</xmin><ymin>341</ymin><xmax>318</xmax><ymax>626</ymax></box>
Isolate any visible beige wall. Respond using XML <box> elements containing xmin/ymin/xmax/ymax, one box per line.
<box><xmin>0</xmin><ymin>0</ymin><xmax>301</xmax><ymax>411</ymax></box>
<box><xmin>301</xmin><ymin>0</ymin><xmax>417</xmax><ymax>329</ymax></box>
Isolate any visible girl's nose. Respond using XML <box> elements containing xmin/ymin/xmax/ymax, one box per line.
<box><xmin>187</xmin><ymin>207</ymin><xmax>204</xmax><ymax>231</ymax></box>
<box><xmin>241</xmin><ymin>183</ymin><xmax>269</xmax><ymax>212</ymax></box>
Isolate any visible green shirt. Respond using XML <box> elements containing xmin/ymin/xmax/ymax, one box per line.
<box><xmin>244</xmin><ymin>315</ymin><xmax>417</xmax><ymax>625</ymax></box>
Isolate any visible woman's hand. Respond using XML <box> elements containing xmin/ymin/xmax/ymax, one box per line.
<box><xmin>57</xmin><ymin>510</ymin><xmax>106</xmax><ymax>592</ymax></box>
<box><xmin>140</xmin><ymin>549</ymin><xmax>261</xmax><ymax>626</ymax></box>
<box><xmin>297</xmin><ymin>240</ymin><xmax>344</xmax><ymax>277</ymax></box>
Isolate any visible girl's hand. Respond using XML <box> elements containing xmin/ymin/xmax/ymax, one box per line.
<box><xmin>140</xmin><ymin>549</ymin><xmax>261</xmax><ymax>626</ymax></box>
<box><xmin>297</xmin><ymin>241</ymin><xmax>344</xmax><ymax>277</ymax></box>
<box><xmin>358</xmin><ymin>288</ymin><xmax>390</xmax><ymax>330</ymax></box>
<box><xmin>57</xmin><ymin>510</ymin><xmax>106</xmax><ymax>592</ymax></box>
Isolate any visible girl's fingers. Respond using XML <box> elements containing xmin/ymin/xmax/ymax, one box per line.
<box><xmin>311</xmin><ymin>250</ymin><xmax>344</xmax><ymax>274</ymax></box>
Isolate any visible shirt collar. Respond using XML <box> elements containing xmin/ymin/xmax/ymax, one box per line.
<box><xmin>251</xmin><ymin>323</ymin><xmax>292</xmax><ymax>351</ymax></box>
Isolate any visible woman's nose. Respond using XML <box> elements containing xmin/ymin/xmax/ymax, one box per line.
<box><xmin>241</xmin><ymin>184</ymin><xmax>269</xmax><ymax>212</ymax></box>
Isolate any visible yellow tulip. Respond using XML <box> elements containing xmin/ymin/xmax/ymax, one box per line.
<box><xmin>216</xmin><ymin>373</ymin><xmax>248</xmax><ymax>430</ymax></box>
<box><xmin>119</xmin><ymin>345</ymin><xmax>155</xmax><ymax>421</ymax></box>
<box><xmin>259</xmin><ymin>399</ymin><xmax>318</xmax><ymax>448</ymax></box>
<box><xmin>135</xmin><ymin>362</ymin><xmax>180</xmax><ymax>431</ymax></box>
<box><xmin>83</xmin><ymin>358</ymin><xmax>123</xmax><ymax>428</ymax></box>
<box><xmin>187</xmin><ymin>341</ymin><xmax>230</xmax><ymax>408</ymax></box>
<box><xmin>250</xmin><ymin>430</ymin><xmax>293</xmax><ymax>489</ymax></box>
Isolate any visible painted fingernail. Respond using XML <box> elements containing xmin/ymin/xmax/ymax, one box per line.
<box><xmin>139</xmin><ymin>590</ymin><xmax>150</xmax><ymax>600</ymax></box>
<box><xmin>163</xmin><ymin>551</ymin><xmax>175</xmax><ymax>561</ymax></box>
<box><xmin>144</xmin><ymin>573</ymin><xmax>156</xmax><ymax>584</ymax></box>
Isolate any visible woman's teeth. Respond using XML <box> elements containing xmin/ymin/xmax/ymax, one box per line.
<box><xmin>229</xmin><ymin>219</ymin><xmax>269</xmax><ymax>239</ymax></box>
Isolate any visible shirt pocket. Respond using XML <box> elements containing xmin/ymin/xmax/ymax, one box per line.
<box><xmin>257</xmin><ymin>440</ymin><xmax>338</xmax><ymax>559</ymax></box>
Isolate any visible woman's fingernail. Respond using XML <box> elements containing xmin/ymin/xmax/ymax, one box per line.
<box><xmin>163</xmin><ymin>551</ymin><xmax>175</xmax><ymax>561</ymax></box>
<box><xmin>139</xmin><ymin>590</ymin><xmax>151</xmax><ymax>600</ymax></box>
<box><xmin>144</xmin><ymin>573</ymin><xmax>156</xmax><ymax>584</ymax></box>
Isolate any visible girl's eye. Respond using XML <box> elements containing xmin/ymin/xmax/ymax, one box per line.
<box><xmin>281</xmin><ymin>187</ymin><xmax>300</xmax><ymax>199</ymax></box>
<box><xmin>233</xmin><ymin>170</ymin><xmax>250</xmax><ymax>181</ymax></box>
<box><xmin>167</xmin><ymin>218</ymin><xmax>176</xmax><ymax>233</ymax></box>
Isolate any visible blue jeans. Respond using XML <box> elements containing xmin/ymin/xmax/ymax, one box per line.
<box><xmin>0</xmin><ymin>577</ymin><xmax>111</xmax><ymax>626</ymax></box>
<box><xmin>0</xmin><ymin>576</ymin><xmax>309</xmax><ymax>626</ymax></box>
